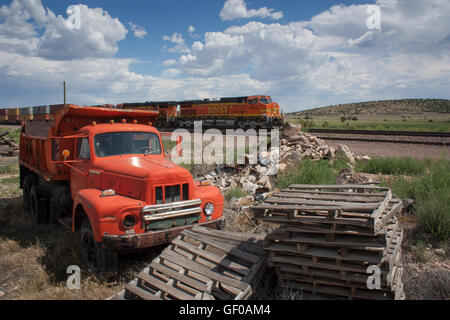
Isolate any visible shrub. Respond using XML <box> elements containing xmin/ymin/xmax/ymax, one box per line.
<box><xmin>381</xmin><ymin>158</ymin><xmax>450</xmax><ymax>240</ymax></box>
<box><xmin>413</xmin><ymin>241</ymin><xmax>429</xmax><ymax>262</ymax></box>
<box><xmin>277</xmin><ymin>159</ymin><xmax>338</xmax><ymax>189</ymax></box>
<box><xmin>355</xmin><ymin>157</ymin><xmax>426</xmax><ymax>175</ymax></box>
<box><xmin>0</xmin><ymin>162</ymin><xmax>19</xmax><ymax>174</ymax></box>
<box><xmin>224</xmin><ymin>187</ymin><xmax>248</xmax><ymax>202</ymax></box>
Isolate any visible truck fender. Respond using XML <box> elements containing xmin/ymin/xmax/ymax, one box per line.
<box><xmin>193</xmin><ymin>184</ymin><xmax>224</xmax><ymax>222</ymax></box>
<box><xmin>72</xmin><ymin>189</ymin><xmax>143</xmax><ymax>242</ymax></box>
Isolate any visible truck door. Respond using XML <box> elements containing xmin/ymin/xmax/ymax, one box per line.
<box><xmin>71</xmin><ymin>137</ymin><xmax>91</xmax><ymax>196</ymax></box>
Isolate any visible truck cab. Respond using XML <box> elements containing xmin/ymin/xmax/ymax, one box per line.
<box><xmin>19</xmin><ymin>105</ymin><xmax>224</xmax><ymax>277</ymax></box>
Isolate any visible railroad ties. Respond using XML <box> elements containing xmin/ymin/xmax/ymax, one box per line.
<box><xmin>110</xmin><ymin>226</ymin><xmax>267</xmax><ymax>300</ymax></box>
<box><xmin>252</xmin><ymin>184</ymin><xmax>405</xmax><ymax>300</ymax></box>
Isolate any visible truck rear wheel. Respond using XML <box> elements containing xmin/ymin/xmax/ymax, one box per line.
<box><xmin>29</xmin><ymin>184</ymin><xmax>49</xmax><ymax>224</ymax></box>
<box><xmin>23</xmin><ymin>175</ymin><xmax>36</xmax><ymax>212</ymax></box>
<box><xmin>80</xmin><ymin>218</ymin><xmax>118</xmax><ymax>279</ymax></box>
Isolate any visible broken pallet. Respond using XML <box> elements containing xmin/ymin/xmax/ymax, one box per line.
<box><xmin>109</xmin><ymin>226</ymin><xmax>267</xmax><ymax>300</ymax></box>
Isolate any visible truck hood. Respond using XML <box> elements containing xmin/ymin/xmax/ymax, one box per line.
<box><xmin>97</xmin><ymin>156</ymin><xmax>191</xmax><ymax>180</ymax></box>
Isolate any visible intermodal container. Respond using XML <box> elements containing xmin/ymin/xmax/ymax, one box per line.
<box><xmin>33</xmin><ymin>105</ymin><xmax>50</xmax><ymax>115</ymax></box>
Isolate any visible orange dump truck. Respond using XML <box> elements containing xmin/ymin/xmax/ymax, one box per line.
<box><xmin>19</xmin><ymin>105</ymin><xmax>224</xmax><ymax>276</ymax></box>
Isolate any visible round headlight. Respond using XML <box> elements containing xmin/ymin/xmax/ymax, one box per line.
<box><xmin>204</xmin><ymin>203</ymin><xmax>214</xmax><ymax>216</ymax></box>
<box><xmin>122</xmin><ymin>214</ymin><xmax>137</xmax><ymax>229</ymax></box>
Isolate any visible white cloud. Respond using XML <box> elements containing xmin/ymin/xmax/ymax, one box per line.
<box><xmin>129</xmin><ymin>22</ymin><xmax>147</xmax><ymax>39</ymax></box>
<box><xmin>220</xmin><ymin>0</ymin><xmax>283</xmax><ymax>21</ymax></box>
<box><xmin>161</xmin><ymin>68</ymin><xmax>181</xmax><ymax>78</ymax></box>
<box><xmin>0</xmin><ymin>0</ymin><xmax>128</xmax><ymax>60</ymax></box>
<box><xmin>162</xmin><ymin>59</ymin><xmax>177</xmax><ymax>67</ymax></box>
<box><xmin>163</xmin><ymin>32</ymin><xmax>190</xmax><ymax>53</ymax></box>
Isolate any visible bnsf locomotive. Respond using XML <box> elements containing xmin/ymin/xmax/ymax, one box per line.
<box><xmin>119</xmin><ymin>95</ymin><xmax>284</xmax><ymax>129</ymax></box>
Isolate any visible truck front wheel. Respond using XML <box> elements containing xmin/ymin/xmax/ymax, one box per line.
<box><xmin>80</xmin><ymin>218</ymin><xmax>118</xmax><ymax>279</ymax></box>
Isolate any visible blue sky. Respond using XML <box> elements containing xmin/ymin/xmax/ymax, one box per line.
<box><xmin>0</xmin><ymin>0</ymin><xmax>448</xmax><ymax>111</ymax></box>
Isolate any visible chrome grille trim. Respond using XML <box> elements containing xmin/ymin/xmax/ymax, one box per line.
<box><xmin>141</xmin><ymin>198</ymin><xmax>202</xmax><ymax>213</ymax></box>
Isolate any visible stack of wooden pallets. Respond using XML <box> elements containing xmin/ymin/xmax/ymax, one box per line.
<box><xmin>252</xmin><ymin>184</ymin><xmax>405</xmax><ymax>300</ymax></box>
<box><xmin>110</xmin><ymin>226</ymin><xmax>267</xmax><ymax>300</ymax></box>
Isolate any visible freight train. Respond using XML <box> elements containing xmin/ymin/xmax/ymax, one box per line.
<box><xmin>0</xmin><ymin>104</ymin><xmax>67</xmax><ymax>124</ymax></box>
<box><xmin>0</xmin><ymin>95</ymin><xmax>284</xmax><ymax>129</ymax></box>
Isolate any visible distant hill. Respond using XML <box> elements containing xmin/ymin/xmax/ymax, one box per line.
<box><xmin>292</xmin><ymin>99</ymin><xmax>450</xmax><ymax>116</ymax></box>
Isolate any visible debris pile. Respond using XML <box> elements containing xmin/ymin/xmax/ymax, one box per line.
<box><xmin>335</xmin><ymin>168</ymin><xmax>379</xmax><ymax>185</ymax></box>
<box><xmin>202</xmin><ymin>128</ymin><xmax>338</xmax><ymax>194</ymax></box>
<box><xmin>202</xmin><ymin>125</ymin><xmax>369</xmax><ymax>205</ymax></box>
<box><xmin>252</xmin><ymin>184</ymin><xmax>405</xmax><ymax>300</ymax></box>
<box><xmin>109</xmin><ymin>226</ymin><xmax>267</xmax><ymax>300</ymax></box>
<box><xmin>0</xmin><ymin>131</ymin><xmax>19</xmax><ymax>157</ymax></box>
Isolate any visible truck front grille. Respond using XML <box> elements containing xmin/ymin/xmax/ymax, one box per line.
<box><xmin>142</xmin><ymin>198</ymin><xmax>202</xmax><ymax>231</ymax></box>
<box><xmin>155</xmin><ymin>184</ymin><xmax>189</xmax><ymax>204</ymax></box>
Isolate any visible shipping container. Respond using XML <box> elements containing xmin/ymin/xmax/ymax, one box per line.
<box><xmin>6</xmin><ymin>108</ymin><xmax>19</xmax><ymax>124</ymax></box>
<box><xmin>19</xmin><ymin>107</ymin><xmax>33</xmax><ymax>116</ymax></box>
<box><xmin>33</xmin><ymin>113</ymin><xmax>50</xmax><ymax>122</ymax></box>
<box><xmin>23</xmin><ymin>114</ymin><xmax>34</xmax><ymax>121</ymax></box>
<box><xmin>7</xmin><ymin>108</ymin><xmax>19</xmax><ymax>116</ymax></box>
<box><xmin>33</xmin><ymin>105</ymin><xmax>50</xmax><ymax>115</ymax></box>
<box><xmin>50</xmin><ymin>104</ymin><xmax>66</xmax><ymax>114</ymax></box>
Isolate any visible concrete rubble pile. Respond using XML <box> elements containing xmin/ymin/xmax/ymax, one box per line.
<box><xmin>201</xmin><ymin>123</ymin><xmax>368</xmax><ymax>203</ymax></box>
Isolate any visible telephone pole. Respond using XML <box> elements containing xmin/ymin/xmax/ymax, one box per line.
<box><xmin>63</xmin><ymin>81</ymin><xmax>66</xmax><ymax>105</ymax></box>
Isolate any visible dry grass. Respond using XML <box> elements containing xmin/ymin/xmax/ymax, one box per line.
<box><xmin>400</xmin><ymin>220</ymin><xmax>450</xmax><ymax>300</ymax></box>
<box><xmin>0</xmin><ymin>238</ymin><xmax>124</xmax><ymax>300</ymax></box>
<box><xmin>0</xmin><ymin>184</ymin><xmax>160</xmax><ymax>300</ymax></box>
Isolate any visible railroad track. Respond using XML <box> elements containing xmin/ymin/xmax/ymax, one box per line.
<box><xmin>308</xmin><ymin>129</ymin><xmax>450</xmax><ymax>138</ymax></box>
<box><xmin>308</xmin><ymin>129</ymin><xmax>449</xmax><ymax>146</ymax></box>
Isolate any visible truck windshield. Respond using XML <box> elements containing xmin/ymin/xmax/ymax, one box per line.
<box><xmin>94</xmin><ymin>132</ymin><xmax>162</xmax><ymax>157</ymax></box>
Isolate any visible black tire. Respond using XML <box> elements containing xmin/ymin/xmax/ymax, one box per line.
<box><xmin>29</xmin><ymin>184</ymin><xmax>48</xmax><ymax>225</ymax></box>
<box><xmin>49</xmin><ymin>186</ymin><xmax>71</xmax><ymax>223</ymax></box>
<box><xmin>80</xmin><ymin>218</ymin><xmax>118</xmax><ymax>279</ymax></box>
<box><xmin>23</xmin><ymin>175</ymin><xmax>36</xmax><ymax>212</ymax></box>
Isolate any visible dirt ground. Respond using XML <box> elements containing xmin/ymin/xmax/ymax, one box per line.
<box><xmin>324</xmin><ymin>140</ymin><xmax>450</xmax><ymax>159</ymax></box>
<box><xmin>398</xmin><ymin>218</ymin><xmax>450</xmax><ymax>300</ymax></box>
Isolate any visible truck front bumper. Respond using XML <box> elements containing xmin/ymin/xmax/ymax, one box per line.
<box><xmin>101</xmin><ymin>216</ymin><xmax>225</xmax><ymax>251</ymax></box>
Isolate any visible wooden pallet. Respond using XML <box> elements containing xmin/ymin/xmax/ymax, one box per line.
<box><xmin>264</xmin><ymin>221</ymin><xmax>395</xmax><ymax>264</ymax></box>
<box><xmin>267</xmin><ymin>226</ymin><xmax>402</xmax><ymax>269</ymax></box>
<box><xmin>253</xmin><ymin>185</ymin><xmax>393</xmax><ymax>234</ymax></box>
<box><xmin>110</xmin><ymin>227</ymin><xmax>267</xmax><ymax>300</ymax></box>
<box><xmin>271</xmin><ymin>243</ymin><xmax>403</xmax><ymax>292</ymax></box>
